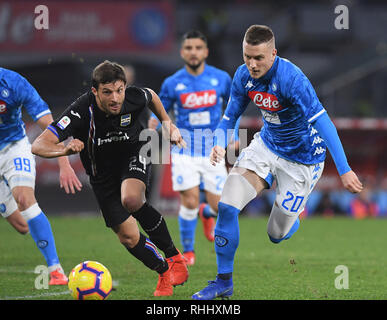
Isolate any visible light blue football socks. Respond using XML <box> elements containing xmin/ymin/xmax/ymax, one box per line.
<box><xmin>214</xmin><ymin>201</ymin><xmax>240</xmax><ymax>275</ymax></box>
<box><xmin>21</xmin><ymin>204</ymin><xmax>60</xmax><ymax>267</ymax></box>
<box><xmin>178</xmin><ymin>215</ymin><xmax>198</xmax><ymax>253</ymax></box>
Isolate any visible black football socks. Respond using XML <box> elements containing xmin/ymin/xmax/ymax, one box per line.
<box><xmin>132</xmin><ymin>202</ymin><xmax>179</xmax><ymax>258</ymax></box>
<box><xmin>126</xmin><ymin>232</ymin><xmax>168</xmax><ymax>274</ymax></box>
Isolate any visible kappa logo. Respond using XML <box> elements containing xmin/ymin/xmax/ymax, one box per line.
<box><xmin>245</xmin><ymin>81</ymin><xmax>253</xmax><ymax>89</ymax></box>
<box><xmin>313</xmin><ymin>147</ymin><xmax>326</xmax><ymax>156</ymax></box>
<box><xmin>175</xmin><ymin>83</ymin><xmax>187</xmax><ymax>91</ymax></box>
<box><xmin>180</xmin><ymin>90</ymin><xmax>217</xmax><ymax>109</ymax></box>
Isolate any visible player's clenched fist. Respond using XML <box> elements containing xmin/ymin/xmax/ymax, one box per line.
<box><xmin>169</xmin><ymin>123</ymin><xmax>187</xmax><ymax>149</ymax></box>
<box><xmin>210</xmin><ymin>146</ymin><xmax>226</xmax><ymax>166</ymax></box>
<box><xmin>64</xmin><ymin>139</ymin><xmax>84</xmax><ymax>155</ymax></box>
<box><xmin>340</xmin><ymin>170</ymin><xmax>363</xmax><ymax>194</ymax></box>
<box><xmin>161</xmin><ymin>121</ymin><xmax>187</xmax><ymax>149</ymax></box>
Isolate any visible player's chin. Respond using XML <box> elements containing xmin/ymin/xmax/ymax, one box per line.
<box><xmin>108</xmin><ymin>105</ymin><xmax>122</xmax><ymax>115</ymax></box>
<box><xmin>249</xmin><ymin>71</ymin><xmax>262</xmax><ymax>79</ymax></box>
<box><xmin>187</xmin><ymin>61</ymin><xmax>201</xmax><ymax>70</ymax></box>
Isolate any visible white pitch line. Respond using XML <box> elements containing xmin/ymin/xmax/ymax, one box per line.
<box><xmin>1</xmin><ymin>280</ymin><xmax>120</xmax><ymax>300</ymax></box>
<box><xmin>1</xmin><ymin>290</ymin><xmax>71</xmax><ymax>300</ymax></box>
<box><xmin>0</xmin><ymin>269</ymin><xmax>35</xmax><ymax>273</ymax></box>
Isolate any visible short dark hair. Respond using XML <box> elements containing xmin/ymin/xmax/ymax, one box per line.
<box><xmin>181</xmin><ymin>30</ymin><xmax>207</xmax><ymax>45</ymax></box>
<box><xmin>92</xmin><ymin>60</ymin><xmax>127</xmax><ymax>89</ymax></box>
<box><xmin>244</xmin><ymin>25</ymin><xmax>274</xmax><ymax>46</ymax></box>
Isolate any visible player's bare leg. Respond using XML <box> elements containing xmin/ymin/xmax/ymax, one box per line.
<box><xmin>6</xmin><ymin>210</ymin><xmax>29</xmax><ymax>235</ymax></box>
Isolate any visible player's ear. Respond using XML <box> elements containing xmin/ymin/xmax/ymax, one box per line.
<box><xmin>91</xmin><ymin>86</ymin><xmax>98</xmax><ymax>97</ymax></box>
<box><xmin>271</xmin><ymin>48</ymin><xmax>277</xmax><ymax>60</ymax></box>
<box><xmin>204</xmin><ymin>47</ymin><xmax>209</xmax><ymax>59</ymax></box>
<box><xmin>179</xmin><ymin>47</ymin><xmax>185</xmax><ymax>60</ymax></box>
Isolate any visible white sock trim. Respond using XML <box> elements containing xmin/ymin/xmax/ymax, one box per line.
<box><xmin>48</xmin><ymin>264</ymin><xmax>64</xmax><ymax>273</ymax></box>
<box><xmin>179</xmin><ymin>205</ymin><xmax>198</xmax><ymax>221</ymax></box>
<box><xmin>20</xmin><ymin>203</ymin><xmax>42</xmax><ymax>221</ymax></box>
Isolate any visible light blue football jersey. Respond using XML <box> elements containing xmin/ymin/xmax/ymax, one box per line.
<box><xmin>216</xmin><ymin>56</ymin><xmax>327</xmax><ymax>165</ymax></box>
<box><xmin>0</xmin><ymin>68</ymin><xmax>51</xmax><ymax>150</ymax></box>
<box><xmin>157</xmin><ymin>64</ymin><xmax>233</xmax><ymax>157</ymax></box>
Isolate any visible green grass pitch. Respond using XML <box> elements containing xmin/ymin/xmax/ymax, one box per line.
<box><xmin>1</xmin><ymin>215</ymin><xmax>387</xmax><ymax>300</ymax></box>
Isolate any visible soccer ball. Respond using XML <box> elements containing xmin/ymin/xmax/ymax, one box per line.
<box><xmin>68</xmin><ymin>261</ymin><xmax>113</xmax><ymax>300</ymax></box>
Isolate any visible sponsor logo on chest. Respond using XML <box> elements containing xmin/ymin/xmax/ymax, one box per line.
<box><xmin>248</xmin><ymin>91</ymin><xmax>284</xmax><ymax>112</ymax></box>
<box><xmin>0</xmin><ymin>100</ymin><xmax>7</xmax><ymax>114</ymax></box>
<box><xmin>180</xmin><ymin>89</ymin><xmax>217</xmax><ymax>109</ymax></box>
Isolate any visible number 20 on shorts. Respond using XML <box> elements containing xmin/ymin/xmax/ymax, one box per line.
<box><xmin>281</xmin><ymin>191</ymin><xmax>304</xmax><ymax>214</ymax></box>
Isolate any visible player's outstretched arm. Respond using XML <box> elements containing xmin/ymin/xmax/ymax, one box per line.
<box><xmin>32</xmin><ymin>129</ymin><xmax>84</xmax><ymax>158</ymax></box>
<box><xmin>146</xmin><ymin>88</ymin><xmax>186</xmax><ymax>149</ymax></box>
<box><xmin>35</xmin><ymin>114</ymin><xmax>83</xmax><ymax>193</ymax></box>
<box><xmin>312</xmin><ymin>112</ymin><xmax>363</xmax><ymax>194</ymax></box>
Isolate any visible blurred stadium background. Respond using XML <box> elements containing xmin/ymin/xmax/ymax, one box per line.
<box><xmin>1</xmin><ymin>0</ymin><xmax>386</xmax><ymax>219</ymax></box>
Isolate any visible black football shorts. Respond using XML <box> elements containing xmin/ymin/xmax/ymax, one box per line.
<box><xmin>90</xmin><ymin>151</ymin><xmax>151</xmax><ymax>228</ymax></box>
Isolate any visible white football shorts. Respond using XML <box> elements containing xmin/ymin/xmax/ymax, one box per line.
<box><xmin>0</xmin><ymin>136</ymin><xmax>36</xmax><ymax>217</ymax></box>
<box><xmin>171</xmin><ymin>153</ymin><xmax>228</xmax><ymax>195</ymax></box>
<box><xmin>235</xmin><ymin>133</ymin><xmax>324</xmax><ymax>216</ymax></box>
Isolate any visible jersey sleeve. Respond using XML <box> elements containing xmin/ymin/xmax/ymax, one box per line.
<box><xmin>14</xmin><ymin>73</ymin><xmax>51</xmax><ymax>121</ymax></box>
<box><xmin>287</xmin><ymin>70</ymin><xmax>325</xmax><ymax>122</ymax></box>
<box><xmin>214</xmin><ymin>67</ymin><xmax>250</xmax><ymax>148</ymax></box>
<box><xmin>312</xmin><ymin>112</ymin><xmax>351</xmax><ymax>176</ymax></box>
<box><xmin>47</xmin><ymin>95</ymin><xmax>87</xmax><ymax>142</ymax></box>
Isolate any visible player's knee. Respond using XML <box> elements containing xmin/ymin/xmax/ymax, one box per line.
<box><xmin>267</xmin><ymin>231</ymin><xmax>286</xmax><ymax>244</ymax></box>
<box><xmin>219</xmin><ymin>173</ymin><xmax>257</xmax><ymax>210</ymax></box>
<box><xmin>119</xmin><ymin>233</ymin><xmax>139</xmax><ymax>249</ymax></box>
<box><xmin>121</xmin><ymin>195</ymin><xmax>144</xmax><ymax>213</ymax></box>
<box><xmin>13</xmin><ymin>191</ymin><xmax>36</xmax><ymax>212</ymax></box>
<box><xmin>184</xmin><ymin>198</ymin><xmax>198</xmax><ymax>210</ymax></box>
<box><xmin>266</xmin><ymin>216</ymin><xmax>289</xmax><ymax>244</ymax></box>
<box><xmin>180</xmin><ymin>193</ymin><xmax>199</xmax><ymax>210</ymax></box>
